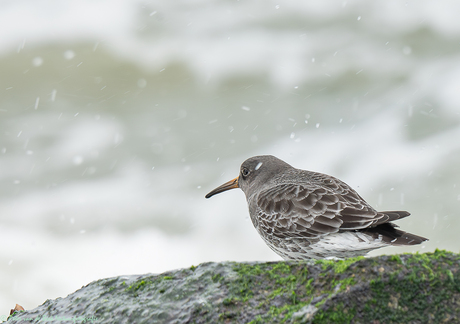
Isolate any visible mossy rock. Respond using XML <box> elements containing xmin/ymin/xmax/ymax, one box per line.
<box><xmin>6</xmin><ymin>250</ymin><xmax>460</xmax><ymax>324</ymax></box>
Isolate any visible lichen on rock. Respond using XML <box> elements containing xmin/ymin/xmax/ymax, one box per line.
<box><xmin>7</xmin><ymin>250</ymin><xmax>460</xmax><ymax>324</ymax></box>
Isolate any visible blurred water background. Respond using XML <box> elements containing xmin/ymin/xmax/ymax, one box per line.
<box><xmin>1</xmin><ymin>0</ymin><xmax>460</xmax><ymax>315</ymax></box>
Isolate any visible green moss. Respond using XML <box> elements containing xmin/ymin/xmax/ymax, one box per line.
<box><xmin>233</xmin><ymin>263</ymin><xmax>264</xmax><ymax>276</ymax></box>
<box><xmin>330</xmin><ymin>276</ymin><xmax>356</xmax><ymax>292</ymax></box>
<box><xmin>248</xmin><ymin>315</ymin><xmax>264</xmax><ymax>324</ymax></box>
<box><xmin>406</xmin><ymin>249</ymin><xmax>459</xmax><ymax>264</ymax></box>
<box><xmin>315</xmin><ymin>256</ymin><xmax>364</xmax><ymax>274</ymax></box>
<box><xmin>222</xmin><ymin>262</ymin><xmax>304</xmax><ymax>322</ymax></box>
<box><xmin>226</xmin><ymin>257</ymin><xmax>371</xmax><ymax>323</ymax></box>
<box><xmin>222</xmin><ymin>251</ymin><xmax>459</xmax><ymax>323</ymax></box>
<box><xmin>226</xmin><ymin>263</ymin><xmax>261</xmax><ymax>302</ymax></box>
<box><xmin>212</xmin><ymin>273</ymin><xmax>223</xmax><ymax>283</ymax></box>
<box><xmin>356</xmin><ymin>251</ymin><xmax>460</xmax><ymax>323</ymax></box>
<box><xmin>124</xmin><ymin>274</ymin><xmax>176</xmax><ymax>297</ymax></box>
<box><xmin>313</xmin><ymin>302</ymin><xmax>356</xmax><ymax>324</ymax></box>
<box><xmin>389</xmin><ymin>254</ymin><xmax>402</xmax><ymax>264</ymax></box>
<box><xmin>267</xmin><ymin>303</ymin><xmax>308</xmax><ymax>323</ymax></box>
<box><xmin>269</xmin><ymin>262</ymin><xmax>292</xmax><ymax>274</ymax></box>
<box><xmin>268</xmin><ymin>287</ymin><xmax>284</xmax><ymax>299</ymax></box>
<box><xmin>430</xmin><ymin>249</ymin><xmax>456</xmax><ymax>260</ymax></box>
<box><xmin>221</xmin><ymin>297</ymin><xmax>236</xmax><ymax>306</ymax></box>
<box><xmin>126</xmin><ymin>280</ymin><xmax>150</xmax><ymax>292</ymax></box>
<box><xmin>362</xmin><ymin>276</ymin><xmax>456</xmax><ymax>322</ymax></box>
<box><xmin>305</xmin><ymin>278</ymin><xmax>315</xmax><ymax>296</ymax></box>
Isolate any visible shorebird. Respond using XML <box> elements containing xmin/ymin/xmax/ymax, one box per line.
<box><xmin>205</xmin><ymin>155</ymin><xmax>427</xmax><ymax>260</ymax></box>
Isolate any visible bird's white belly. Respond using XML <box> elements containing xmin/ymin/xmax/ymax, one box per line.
<box><xmin>266</xmin><ymin>231</ymin><xmax>389</xmax><ymax>260</ymax></box>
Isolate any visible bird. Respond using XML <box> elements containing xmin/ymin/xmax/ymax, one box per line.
<box><xmin>205</xmin><ymin>155</ymin><xmax>428</xmax><ymax>260</ymax></box>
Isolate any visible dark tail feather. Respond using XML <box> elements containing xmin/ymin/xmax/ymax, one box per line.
<box><xmin>362</xmin><ymin>223</ymin><xmax>428</xmax><ymax>246</ymax></box>
<box><xmin>380</xmin><ymin>211</ymin><xmax>411</xmax><ymax>222</ymax></box>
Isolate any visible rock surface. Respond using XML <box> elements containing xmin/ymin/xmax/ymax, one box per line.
<box><xmin>6</xmin><ymin>250</ymin><xmax>460</xmax><ymax>324</ymax></box>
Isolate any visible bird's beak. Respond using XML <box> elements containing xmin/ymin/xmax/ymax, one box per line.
<box><xmin>205</xmin><ymin>177</ymin><xmax>239</xmax><ymax>198</ymax></box>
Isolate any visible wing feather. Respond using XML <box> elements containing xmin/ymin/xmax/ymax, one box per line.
<box><xmin>254</xmin><ymin>181</ymin><xmax>395</xmax><ymax>240</ymax></box>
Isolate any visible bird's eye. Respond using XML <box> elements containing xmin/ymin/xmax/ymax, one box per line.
<box><xmin>241</xmin><ymin>168</ymin><xmax>250</xmax><ymax>177</ymax></box>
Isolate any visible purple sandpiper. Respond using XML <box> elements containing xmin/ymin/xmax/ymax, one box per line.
<box><xmin>205</xmin><ymin>155</ymin><xmax>428</xmax><ymax>260</ymax></box>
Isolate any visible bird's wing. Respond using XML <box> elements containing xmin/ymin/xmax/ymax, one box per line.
<box><xmin>255</xmin><ymin>183</ymin><xmax>389</xmax><ymax>240</ymax></box>
<box><xmin>307</xmin><ymin>172</ymin><xmax>407</xmax><ymax>227</ymax></box>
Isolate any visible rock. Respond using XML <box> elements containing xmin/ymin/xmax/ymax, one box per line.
<box><xmin>7</xmin><ymin>250</ymin><xmax>460</xmax><ymax>324</ymax></box>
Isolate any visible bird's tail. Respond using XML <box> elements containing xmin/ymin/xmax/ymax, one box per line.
<box><xmin>362</xmin><ymin>222</ymin><xmax>428</xmax><ymax>246</ymax></box>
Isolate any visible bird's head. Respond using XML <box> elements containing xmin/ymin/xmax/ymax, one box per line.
<box><xmin>205</xmin><ymin>155</ymin><xmax>292</xmax><ymax>198</ymax></box>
